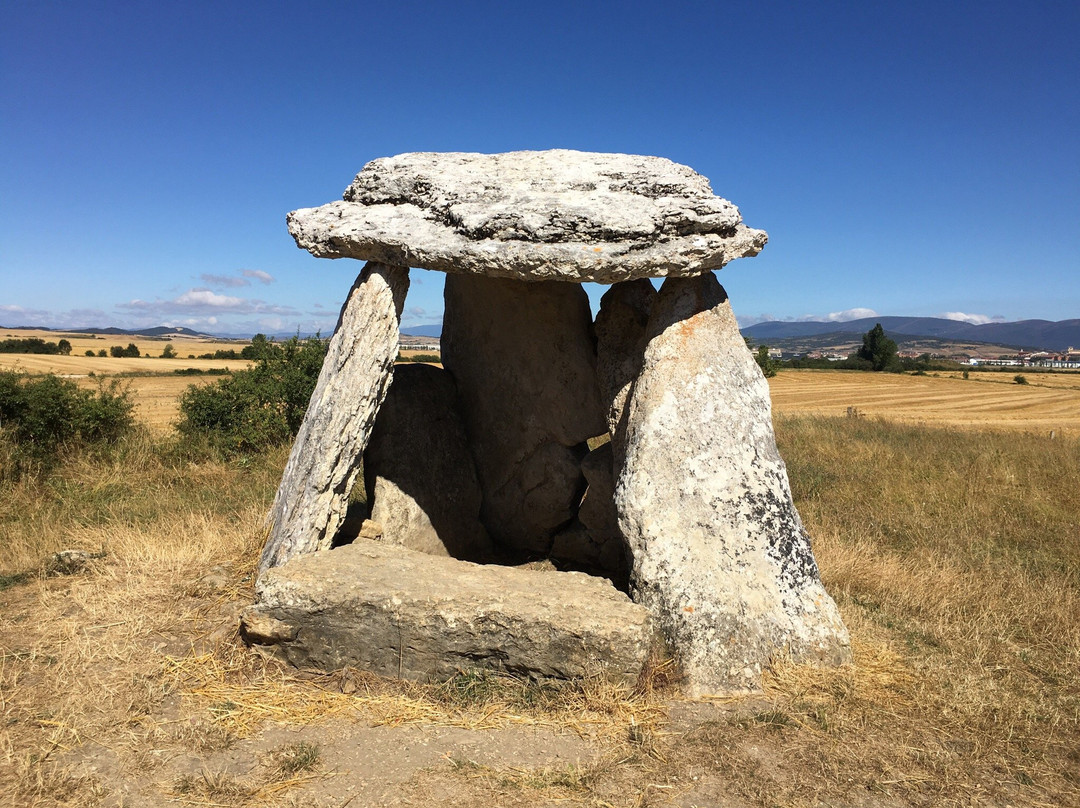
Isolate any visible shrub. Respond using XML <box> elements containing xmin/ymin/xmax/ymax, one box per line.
<box><xmin>177</xmin><ymin>335</ymin><xmax>327</xmax><ymax>455</ymax></box>
<box><xmin>108</xmin><ymin>344</ymin><xmax>140</xmax><ymax>358</ymax></box>
<box><xmin>1014</xmin><ymin>374</ymin><xmax>1029</xmax><ymax>385</ymax></box>
<box><xmin>0</xmin><ymin>337</ymin><xmax>61</xmax><ymax>355</ymax></box>
<box><xmin>0</xmin><ymin>371</ymin><xmax>134</xmax><ymax>475</ymax></box>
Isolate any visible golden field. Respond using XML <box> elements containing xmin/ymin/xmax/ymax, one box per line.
<box><xmin>0</xmin><ymin>328</ymin><xmax>249</xmax><ymax>361</ymax></box>
<box><xmin>768</xmin><ymin>368</ymin><xmax>1080</xmax><ymax>435</ymax></box>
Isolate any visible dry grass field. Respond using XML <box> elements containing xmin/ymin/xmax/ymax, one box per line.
<box><xmin>1</xmin><ymin>361</ymin><xmax>1078</xmax><ymax>807</ymax></box>
<box><xmin>769</xmin><ymin>368</ymin><xmax>1080</xmax><ymax>435</ymax></box>
<box><xmin>0</xmin><ymin>328</ymin><xmax>249</xmax><ymax>361</ymax></box>
<box><xmin>1</xmin><ymin>330</ymin><xmax>256</xmax><ymax>433</ymax></box>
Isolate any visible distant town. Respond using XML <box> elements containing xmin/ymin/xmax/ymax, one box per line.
<box><xmin>788</xmin><ymin>347</ymin><xmax>1080</xmax><ymax>368</ymax></box>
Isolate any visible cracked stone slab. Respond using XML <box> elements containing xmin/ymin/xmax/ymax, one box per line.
<box><xmin>609</xmin><ymin>272</ymin><xmax>851</xmax><ymax>695</ymax></box>
<box><xmin>287</xmin><ymin>150</ymin><xmax>767</xmax><ymax>282</ymax></box>
<box><xmin>243</xmin><ymin>539</ymin><xmax>655</xmax><ymax>684</ymax></box>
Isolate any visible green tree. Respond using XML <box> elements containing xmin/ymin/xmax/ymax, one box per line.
<box><xmin>241</xmin><ymin>333</ymin><xmax>275</xmax><ymax>360</ymax></box>
<box><xmin>855</xmin><ymin>324</ymin><xmax>900</xmax><ymax>372</ymax></box>
<box><xmin>57</xmin><ymin>339</ymin><xmax>72</xmax><ymax>356</ymax></box>
<box><xmin>161</xmin><ymin>343</ymin><xmax>177</xmax><ymax>358</ymax></box>
<box><xmin>754</xmin><ymin>345</ymin><xmax>780</xmax><ymax>378</ymax></box>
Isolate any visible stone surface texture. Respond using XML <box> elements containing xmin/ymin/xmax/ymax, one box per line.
<box><xmin>363</xmin><ymin>363</ymin><xmax>491</xmax><ymax>560</ymax></box>
<box><xmin>287</xmin><ymin>150</ymin><xmax>767</xmax><ymax>283</ymax></box>
<box><xmin>594</xmin><ymin>279</ymin><xmax>657</xmax><ymax>445</ymax></box>
<box><xmin>611</xmin><ymin>272</ymin><xmax>850</xmax><ymax>696</ymax></box>
<box><xmin>243</xmin><ymin>539</ymin><xmax>655</xmax><ymax>684</ymax></box>
<box><xmin>441</xmin><ymin>274</ymin><xmax>607</xmax><ymax>555</ymax></box>
<box><xmin>550</xmin><ymin>442</ymin><xmax>629</xmax><ymax>588</ymax></box>
<box><xmin>259</xmin><ymin>262</ymin><xmax>408</xmax><ymax>574</ymax></box>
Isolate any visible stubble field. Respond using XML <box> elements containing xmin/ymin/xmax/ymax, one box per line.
<box><xmin>769</xmin><ymin>368</ymin><xmax>1080</xmax><ymax>435</ymax></box>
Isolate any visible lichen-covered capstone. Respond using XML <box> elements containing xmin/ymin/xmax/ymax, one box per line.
<box><xmin>609</xmin><ymin>272</ymin><xmax>851</xmax><ymax>695</ymax></box>
<box><xmin>287</xmin><ymin>150</ymin><xmax>767</xmax><ymax>283</ymax></box>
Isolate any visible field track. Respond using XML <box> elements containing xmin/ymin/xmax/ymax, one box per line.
<box><xmin>769</xmin><ymin>368</ymin><xmax>1080</xmax><ymax>435</ymax></box>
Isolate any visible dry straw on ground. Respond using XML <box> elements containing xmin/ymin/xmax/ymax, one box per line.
<box><xmin>1</xmin><ymin>394</ymin><xmax>1078</xmax><ymax>805</ymax></box>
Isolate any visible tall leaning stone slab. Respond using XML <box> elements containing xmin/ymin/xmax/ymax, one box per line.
<box><xmin>259</xmin><ymin>262</ymin><xmax>409</xmax><ymax>574</ymax></box>
<box><xmin>610</xmin><ymin>272</ymin><xmax>850</xmax><ymax>695</ymax></box>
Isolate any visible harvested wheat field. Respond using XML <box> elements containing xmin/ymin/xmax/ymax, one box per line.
<box><xmin>769</xmin><ymin>368</ymin><xmax>1080</xmax><ymax>435</ymax></box>
<box><xmin>0</xmin><ymin>328</ymin><xmax>250</xmax><ymax>361</ymax></box>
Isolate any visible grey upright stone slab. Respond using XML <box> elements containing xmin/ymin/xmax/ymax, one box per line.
<box><xmin>363</xmin><ymin>363</ymin><xmax>492</xmax><ymax>560</ymax></box>
<box><xmin>612</xmin><ymin>272</ymin><xmax>850</xmax><ymax>696</ymax></box>
<box><xmin>259</xmin><ymin>262</ymin><xmax>408</xmax><ymax>574</ymax></box>
<box><xmin>287</xmin><ymin>150</ymin><xmax>767</xmax><ymax>282</ymax></box>
<box><xmin>243</xmin><ymin>539</ymin><xmax>655</xmax><ymax>684</ymax></box>
<box><xmin>441</xmin><ymin>274</ymin><xmax>607</xmax><ymax>556</ymax></box>
<box><xmin>594</xmin><ymin>278</ymin><xmax>656</xmax><ymax>445</ymax></box>
<box><xmin>549</xmin><ymin>442</ymin><xmax>630</xmax><ymax>588</ymax></box>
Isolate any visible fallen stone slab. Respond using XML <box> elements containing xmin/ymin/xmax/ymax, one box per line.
<box><xmin>287</xmin><ymin>150</ymin><xmax>767</xmax><ymax>283</ymax></box>
<box><xmin>242</xmin><ymin>540</ymin><xmax>655</xmax><ymax>684</ymax></box>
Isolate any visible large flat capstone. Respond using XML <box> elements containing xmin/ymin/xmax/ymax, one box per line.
<box><xmin>287</xmin><ymin>150</ymin><xmax>767</xmax><ymax>283</ymax></box>
<box><xmin>242</xmin><ymin>540</ymin><xmax>655</xmax><ymax>684</ymax></box>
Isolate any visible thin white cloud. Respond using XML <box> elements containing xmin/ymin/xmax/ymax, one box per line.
<box><xmin>176</xmin><ymin>289</ymin><xmax>248</xmax><ymax>308</ymax></box>
<box><xmin>243</xmin><ymin>269</ymin><xmax>275</xmax><ymax>285</ymax></box>
<box><xmin>118</xmin><ymin>288</ymin><xmax>298</xmax><ymax>317</ymax></box>
<box><xmin>824</xmin><ymin>307</ymin><xmax>877</xmax><ymax>322</ymax></box>
<box><xmin>940</xmin><ymin>311</ymin><xmax>1003</xmax><ymax>325</ymax></box>
<box><xmin>200</xmin><ymin>273</ymin><xmax>250</xmax><ymax>288</ymax></box>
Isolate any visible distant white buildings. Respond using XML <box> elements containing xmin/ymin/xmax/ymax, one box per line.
<box><xmin>968</xmin><ymin>347</ymin><xmax>1080</xmax><ymax>368</ymax></box>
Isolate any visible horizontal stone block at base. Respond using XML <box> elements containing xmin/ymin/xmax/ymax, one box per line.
<box><xmin>242</xmin><ymin>539</ymin><xmax>655</xmax><ymax>685</ymax></box>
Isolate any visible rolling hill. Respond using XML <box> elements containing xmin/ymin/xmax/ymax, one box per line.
<box><xmin>742</xmin><ymin>317</ymin><xmax>1080</xmax><ymax>352</ymax></box>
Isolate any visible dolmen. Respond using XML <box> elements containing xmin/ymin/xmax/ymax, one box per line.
<box><xmin>241</xmin><ymin>150</ymin><xmax>850</xmax><ymax>696</ymax></box>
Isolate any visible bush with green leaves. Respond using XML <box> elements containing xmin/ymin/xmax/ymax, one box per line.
<box><xmin>0</xmin><ymin>371</ymin><xmax>134</xmax><ymax>475</ymax></box>
<box><xmin>177</xmin><ymin>335</ymin><xmax>327</xmax><ymax>455</ymax></box>
<box><xmin>109</xmin><ymin>343</ymin><xmax>141</xmax><ymax>358</ymax></box>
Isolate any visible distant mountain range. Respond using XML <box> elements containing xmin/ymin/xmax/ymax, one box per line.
<box><xmin>70</xmin><ymin>325</ymin><xmax>216</xmax><ymax>338</ymax></box>
<box><xmin>400</xmin><ymin>325</ymin><xmax>443</xmax><ymax>338</ymax></box>
<box><xmin>742</xmin><ymin>317</ymin><xmax>1080</xmax><ymax>352</ymax></box>
<box><xmin>2</xmin><ymin>324</ymin><xmax>218</xmax><ymax>338</ymax></box>
<box><xmin>8</xmin><ymin>317</ymin><xmax>1076</xmax><ymax>352</ymax></box>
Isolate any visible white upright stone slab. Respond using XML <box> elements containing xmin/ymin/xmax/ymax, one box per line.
<box><xmin>611</xmin><ymin>272</ymin><xmax>850</xmax><ymax>695</ymax></box>
<box><xmin>259</xmin><ymin>262</ymin><xmax>409</xmax><ymax>574</ymax></box>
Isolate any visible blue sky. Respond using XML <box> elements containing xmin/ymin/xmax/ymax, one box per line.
<box><xmin>3</xmin><ymin>0</ymin><xmax>1077</xmax><ymax>336</ymax></box>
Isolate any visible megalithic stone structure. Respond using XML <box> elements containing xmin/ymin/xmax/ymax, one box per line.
<box><xmin>251</xmin><ymin>150</ymin><xmax>850</xmax><ymax>695</ymax></box>
<box><xmin>259</xmin><ymin>262</ymin><xmax>408</xmax><ymax>574</ymax></box>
